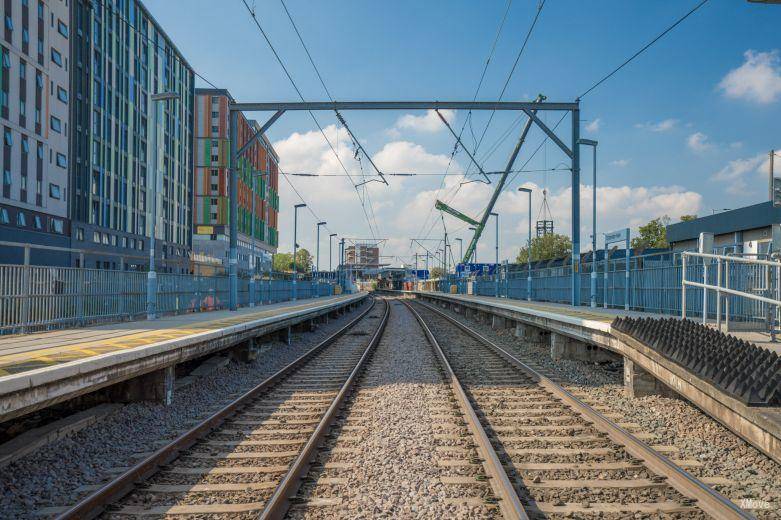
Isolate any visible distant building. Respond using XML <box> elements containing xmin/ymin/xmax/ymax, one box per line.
<box><xmin>67</xmin><ymin>0</ymin><xmax>195</xmax><ymax>272</ymax></box>
<box><xmin>192</xmin><ymin>88</ymin><xmax>279</xmax><ymax>274</ymax></box>
<box><xmin>666</xmin><ymin>201</ymin><xmax>781</xmax><ymax>255</ymax></box>
<box><xmin>345</xmin><ymin>244</ymin><xmax>380</xmax><ymax>267</ymax></box>
<box><xmin>0</xmin><ymin>0</ymin><xmax>71</xmax><ymax>265</ymax></box>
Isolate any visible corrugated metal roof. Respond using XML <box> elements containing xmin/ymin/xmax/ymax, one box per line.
<box><xmin>666</xmin><ymin>201</ymin><xmax>781</xmax><ymax>243</ymax></box>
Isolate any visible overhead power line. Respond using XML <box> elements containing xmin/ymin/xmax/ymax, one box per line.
<box><xmin>578</xmin><ymin>0</ymin><xmax>710</xmax><ymax>99</ymax></box>
<box><xmin>240</xmin><ymin>0</ymin><xmax>380</xmax><ymax>240</ymax></box>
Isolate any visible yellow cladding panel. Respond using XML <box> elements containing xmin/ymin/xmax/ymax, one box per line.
<box><xmin>196</xmin><ymin>226</ymin><xmax>214</xmax><ymax>235</ymax></box>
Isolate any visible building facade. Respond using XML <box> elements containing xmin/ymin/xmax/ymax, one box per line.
<box><xmin>345</xmin><ymin>244</ymin><xmax>379</xmax><ymax>267</ymax></box>
<box><xmin>0</xmin><ymin>0</ymin><xmax>71</xmax><ymax>265</ymax></box>
<box><xmin>667</xmin><ymin>201</ymin><xmax>781</xmax><ymax>256</ymax></box>
<box><xmin>68</xmin><ymin>0</ymin><xmax>194</xmax><ymax>272</ymax></box>
<box><xmin>192</xmin><ymin>88</ymin><xmax>279</xmax><ymax>275</ymax></box>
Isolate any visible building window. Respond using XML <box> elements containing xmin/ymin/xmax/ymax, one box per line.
<box><xmin>33</xmin><ymin>215</ymin><xmax>42</xmax><ymax>230</ymax></box>
<box><xmin>19</xmin><ymin>62</ymin><xmax>25</xmax><ymax>79</ymax></box>
<box><xmin>55</xmin><ymin>152</ymin><xmax>67</xmax><ymax>168</ymax></box>
<box><xmin>211</xmin><ymin>125</ymin><xmax>219</xmax><ymax>133</ymax></box>
<box><xmin>49</xmin><ymin>183</ymin><xmax>60</xmax><ymax>199</ymax></box>
<box><xmin>0</xmin><ymin>208</ymin><xmax>8</xmax><ymax>224</ymax></box>
<box><xmin>21</xmin><ymin>138</ymin><xmax>28</xmax><ymax>153</ymax></box>
<box><xmin>16</xmin><ymin>212</ymin><xmax>26</xmax><ymax>227</ymax></box>
<box><xmin>211</xmin><ymin>111</ymin><xmax>219</xmax><ymax>118</ymax></box>
<box><xmin>3</xmin><ymin>129</ymin><xmax>11</xmax><ymax>146</ymax></box>
<box><xmin>50</xmin><ymin>48</ymin><xmax>63</xmax><ymax>67</ymax></box>
<box><xmin>56</xmin><ymin>86</ymin><xmax>67</xmax><ymax>103</ymax></box>
<box><xmin>50</xmin><ymin>115</ymin><xmax>62</xmax><ymax>133</ymax></box>
<box><xmin>93</xmin><ymin>231</ymin><xmax>100</xmax><ymax>243</ymax></box>
<box><xmin>4</xmin><ymin>16</ymin><xmax>12</xmax><ymax>31</ymax></box>
<box><xmin>76</xmin><ymin>227</ymin><xmax>84</xmax><ymax>241</ymax></box>
<box><xmin>50</xmin><ymin>218</ymin><xmax>63</xmax><ymax>234</ymax></box>
<box><xmin>57</xmin><ymin>20</ymin><xmax>68</xmax><ymax>38</ymax></box>
<box><xmin>2</xmin><ymin>170</ymin><xmax>10</xmax><ymax>186</ymax></box>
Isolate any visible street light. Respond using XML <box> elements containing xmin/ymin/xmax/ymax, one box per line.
<box><xmin>292</xmin><ymin>203</ymin><xmax>306</xmax><ymax>301</ymax></box>
<box><xmin>147</xmin><ymin>91</ymin><xmax>179</xmax><ymax>320</ymax></box>
<box><xmin>578</xmin><ymin>138</ymin><xmax>598</xmax><ymax>308</ymax></box>
<box><xmin>518</xmin><ymin>187</ymin><xmax>533</xmax><ymax>301</ymax></box>
<box><xmin>490</xmin><ymin>212</ymin><xmax>499</xmax><ymax>297</ymax></box>
<box><xmin>468</xmin><ymin>227</ymin><xmax>477</xmax><ymax>263</ymax></box>
<box><xmin>329</xmin><ymin>233</ymin><xmax>337</xmax><ymax>273</ymax></box>
<box><xmin>316</xmin><ymin>221</ymin><xmax>327</xmax><ymax>275</ymax></box>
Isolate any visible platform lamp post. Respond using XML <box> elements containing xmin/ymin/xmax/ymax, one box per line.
<box><xmin>518</xmin><ymin>187</ymin><xmax>533</xmax><ymax>301</ymax></box>
<box><xmin>578</xmin><ymin>138</ymin><xmax>598</xmax><ymax>308</ymax></box>
<box><xmin>292</xmin><ymin>203</ymin><xmax>306</xmax><ymax>301</ymax></box>
<box><xmin>490</xmin><ymin>212</ymin><xmax>499</xmax><ymax>297</ymax></box>
<box><xmin>315</xmin><ymin>221</ymin><xmax>327</xmax><ymax>279</ymax></box>
<box><xmin>468</xmin><ymin>227</ymin><xmax>478</xmax><ymax>263</ymax></box>
<box><xmin>329</xmin><ymin>233</ymin><xmax>337</xmax><ymax>275</ymax></box>
<box><xmin>146</xmin><ymin>91</ymin><xmax>179</xmax><ymax>320</ymax></box>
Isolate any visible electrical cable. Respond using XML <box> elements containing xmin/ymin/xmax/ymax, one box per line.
<box><xmin>578</xmin><ymin>0</ymin><xmax>710</xmax><ymax>99</ymax></box>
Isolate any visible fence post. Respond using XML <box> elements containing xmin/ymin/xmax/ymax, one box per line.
<box><xmin>716</xmin><ymin>257</ymin><xmax>722</xmax><ymax>330</ymax></box>
<box><xmin>702</xmin><ymin>259</ymin><xmax>708</xmax><ymax>325</ymax></box>
<box><xmin>603</xmin><ymin>245</ymin><xmax>608</xmax><ymax>309</ymax></box>
<box><xmin>22</xmin><ymin>247</ymin><xmax>31</xmax><ymax>332</ymax></box>
<box><xmin>725</xmin><ymin>259</ymin><xmax>730</xmax><ymax>331</ymax></box>
<box><xmin>681</xmin><ymin>254</ymin><xmax>687</xmax><ymax>320</ymax></box>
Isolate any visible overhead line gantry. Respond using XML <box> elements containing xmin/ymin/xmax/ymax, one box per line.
<box><xmin>227</xmin><ymin>99</ymin><xmax>582</xmax><ymax>309</ymax></box>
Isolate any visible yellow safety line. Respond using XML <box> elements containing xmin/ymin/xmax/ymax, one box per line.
<box><xmin>0</xmin><ymin>296</ymin><xmax>345</xmax><ymax>371</ymax></box>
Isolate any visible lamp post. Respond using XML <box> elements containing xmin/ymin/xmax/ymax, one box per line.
<box><xmin>329</xmin><ymin>233</ymin><xmax>337</xmax><ymax>273</ymax></box>
<box><xmin>316</xmin><ymin>221</ymin><xmax>327</xmax><ymax>276</ymax></box>
<box><xmin>490</xmin><ymin>212</ymin><xmax>499</xmax><ymax>297</ymax></box>
<box><xmin>578</xmin><ymin>138</ymin><xmax>598</xmax><ymax>308</ymax></box>
<box><xmin>292</xmin><ymin>203</ymin><xmax>306</xmax><ymax>301</ymax></box>
<box><xmin>147</xmin><ymin>91</ymin><xmax>179</xmax><ymax>320</ymax></box>
<box><xmin>468</xmin><ymin>227</ymin><xmax>477</xmax><ymax>263</ymax></box>
<box><xmin>518</xmin><ymin>187</ymin><xmax>533</xmax><ymax>301</ymax></box>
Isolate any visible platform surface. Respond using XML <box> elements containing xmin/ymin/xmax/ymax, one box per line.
<box><xmin>0</xmin><ymin>295</ymin><xmax>360</xmax><ymax>378</ymax></box>
<box><xmin>421</xmin><ymin>293</ymin><xmax>781</xmax><ymax>354</ymax></box>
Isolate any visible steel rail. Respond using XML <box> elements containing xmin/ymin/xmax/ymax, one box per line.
<box><xmin>260</xmin><ymin>299</ymin><xmax>391</xmax><ymax>519</ymax></box>
<box><xmin>402</xmin><ymin>300</ymin><xmax>529</xmax><ymax>520</ymax></box>
<box><xmin>413</xmin><ymin>300</ymin><xmax>753</xmax><ymax>520</ymax></box>
<box><xmin>55</xmin><ymin>297</ymin><xmax>377</xmax><ymax>520</ymax></box>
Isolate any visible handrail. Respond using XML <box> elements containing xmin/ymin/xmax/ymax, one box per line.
<box><xmin>684</xmin><ymin>250</ymin><xmax>781</xmax><ymax>268</ymax></box>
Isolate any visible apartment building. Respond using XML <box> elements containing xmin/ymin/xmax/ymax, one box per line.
<box><xmin>0</xmin><ymin>0</ymin><xmax>71</xmax><ymax>265</ymax></box>
<box><xmin>69</xmin><ymin>0</ymin><xmax>194</xmax><ymax>272</ymax></box>
<box><xmin>193</xmin><ymin>88</ymin><xmax>279</xmax><ymax>274</ymax></box>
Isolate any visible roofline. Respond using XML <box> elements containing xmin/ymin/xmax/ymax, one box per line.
<box><xmin>134</xmin><ymin>0</ymin><xmax>195</xmax><ymax>74</ymax></box>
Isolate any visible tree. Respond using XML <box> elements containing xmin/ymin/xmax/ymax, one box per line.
<box><xmin>272</xmin><ymin>249</ymin><xmax>313</xmax><ymax>273</ymax></box>
<box><xmin>631</xmin><ymin>216</ymin><xmax>671</xmax><ymax>249</ymax></box>
<box><xmin>429</xmin><ymin>266</ymin><xmax>446</xmax><ymax>279</ymax></box>
<box><xmin>679</xmin><ymin>214</ymin><xmax>698</xmax><ymax>222</ymax></box>
<box><xmin>516</xmin><ymin>233</ymin><xmax>572</xmax><ymax>264</ymax></box>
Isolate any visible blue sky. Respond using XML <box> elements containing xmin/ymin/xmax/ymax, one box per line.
<box><xmin>146</xmin><ymin>0</ymin><xmax>780</xmax><ymax>265</ymax></box>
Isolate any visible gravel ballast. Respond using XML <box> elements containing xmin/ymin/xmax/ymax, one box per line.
<box><xmin>428</xmin><ymin>300</ymin><xmax>781</xmax><ymax>519</ymax></box>
<box><xmin>0</xmin><ymin>300</ymin><xmax>367</xmax><ymax>520</ymax></box>
<box><xmin>289</xmin><ymin>299</ymin><xmax>497</xmax><ymax>519</ymax></box>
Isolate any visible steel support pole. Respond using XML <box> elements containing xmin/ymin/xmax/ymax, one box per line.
<box><xmin>229</xmin><ymin>110</ymin><xmax>239</xmax><ymax>311</ymax></box>
<box><xmin>591</xmin><ymin>146</ymin><xmax>597</xmax><ymax>308</ymax></box>
<box><xmin>604</xmin><ymin>243</ymin><xmax>609</xmax><ymax>309</ymax></box>
<box><xmin>316</xmin><ymin>225</ymin><xmax>321</xmax><ymax>274</ymax></box>
<box><xmin>625</xmin><ymin>235</ymin><xmax>630</xmax><ymax>311</ymax></box>
<box><xmin>527</xmin><ymin>191</ymin><xmax>532</xmax><ymax>301</ymax></box>
<box><xmin>293</xmin><ymin>207</ymin><xmax>299</xmax><ymax>302</ymax></box>
<box><xmin>249</xmin><ymin>171</ymin><xmax>256</xmax><ymax>307</ymax></box>
<box><xmin>493</xmin><ymin>213</ymin><xmax>499</xmax><ymax>297</ymax></box>
<box><xmin>147</xmin><ymin>100</ymin><xmax>162</xmax><ymax>320</ymax></box>
<box><xmin>571</xmin><ymin>106</ymin><xmax>581</xmax><ymax>306</ymax></box>
<box><xmin>702</xmin><ymin>262</ymin><xmax>708</xmax><ymax>324</ymax></box>
<box><xmin>716</xmin><ymin>258</ymin><xmax>722</xmax><ymax>330</ymax></box>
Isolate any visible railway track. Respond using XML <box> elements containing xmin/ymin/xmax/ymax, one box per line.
<box><xmin>51</xmin><ymin>298</ymin><xmax>388</xmax><ymax>519</ymax></box>
<box><xmin>407</xmin><ymin>299</ymin><xmax>752</xmax><ymax>520</ymax></box>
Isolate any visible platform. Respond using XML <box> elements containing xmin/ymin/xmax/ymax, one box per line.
<box><xmin>0</xmin><ymin>293</ymin><xmax>367</xmax><ymax>422</ymax></box>
<box><xmin>410</xmin><ymin>291</ymin><xmax>781</xmax><ymax>465</ymax></box>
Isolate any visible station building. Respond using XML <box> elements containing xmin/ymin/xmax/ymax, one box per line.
<box><xmin>666</xmin><ymin>201</ymin><xmax>781</xmax><ymax>256</ymax></box>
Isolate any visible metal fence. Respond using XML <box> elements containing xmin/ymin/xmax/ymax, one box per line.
<box><xmin>0</xmin><ymin>265</ymin><xmax>335</xmax><ymax>333</ymax></box>
<box><xmin>438</xmin><ymin>250</ymin><xmax>781</xmax><ymax>331</ymax></box>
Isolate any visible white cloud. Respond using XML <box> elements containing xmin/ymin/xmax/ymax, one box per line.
<box><xmin>393</xmin><ymin>109</ymin><xmax>456</xmax><ymax>133</ymax></box>
<box><xmin>718</xmin><ymin>50</ymin><xmax>781</xmax><ymax>104</ymax></box>
<box><xmin>610</xmin><ymin>159</ymin><xmax>630</xmax><ymax>168</ymax></box>
<box><xmin>687</xmin><ymin>132</ymin><xmax>712</xmax><ymax>153</ymax></box>
<box><xmin>635</xmin><ymin>118</ymin><xmax>677</xmax><ymax>132</ymax></box>
<box><xmin>585</xmin><ymin>118</ymin><xmax>601</xmax><ymax>133</ymax></box>
<box><xmin>711</xmin><ymin>153</ymin><xmax>769</xmax><ymax>194</ymax></box>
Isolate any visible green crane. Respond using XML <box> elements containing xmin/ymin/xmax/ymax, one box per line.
<box><xmin>436</xmin><ymin>95</ymin><xmax>545</xmax><ymax>264</ymax></box>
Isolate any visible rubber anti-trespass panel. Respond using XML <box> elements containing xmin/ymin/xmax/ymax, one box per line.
<box><xmin>612</xmin><ymin>316</ymin><xmax>781</xmax><ymax>406</ymax></box>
